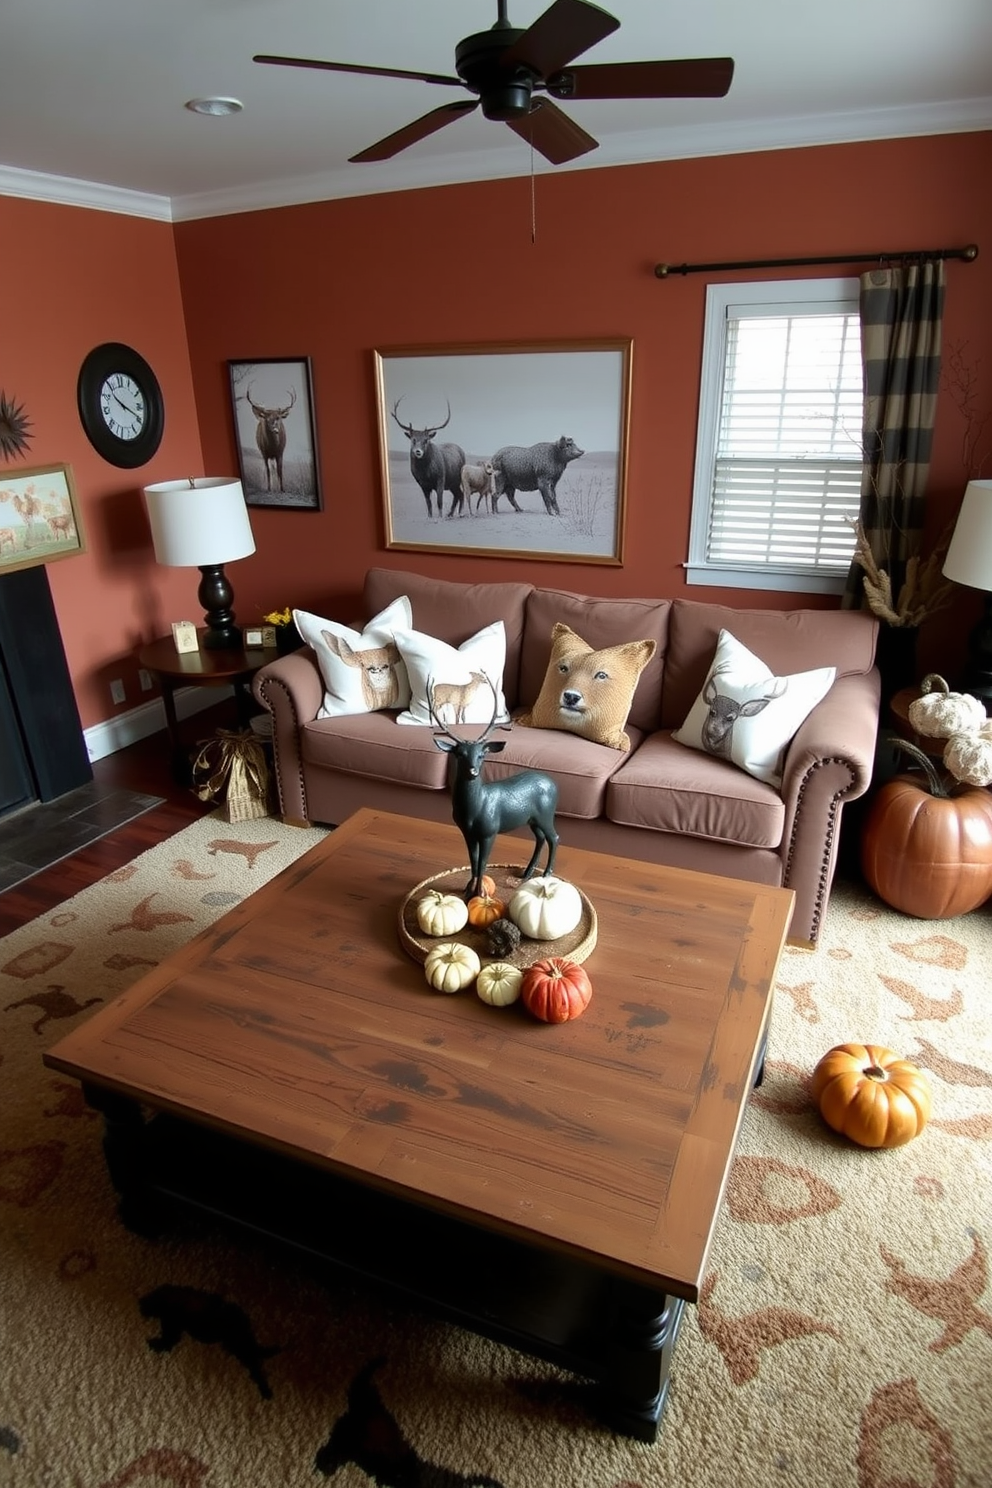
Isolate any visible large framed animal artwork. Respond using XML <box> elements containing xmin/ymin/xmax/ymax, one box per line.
<box><xmin>228</xmin><ymin>357</ymin><xmax>323</xmax><ymax>510</ymax></box>
<box><xmin>0</xmin><ymin>463</ymin><xmax>86</xmax><ymax>575</ymax></box>
<box><xmin>373</xmin><ymin>341</ymin><xmax>631</xmax><ymax>564</ymax></box>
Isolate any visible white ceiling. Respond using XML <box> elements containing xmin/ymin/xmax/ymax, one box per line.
<box><xmin>3</xmin><ymin>0</ymin><xmax>991</xmax><ymax>221</ymax></box>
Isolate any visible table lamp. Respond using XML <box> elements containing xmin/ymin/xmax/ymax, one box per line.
<box><xmin>143</xmin><ymin>477</ymin><xmax>256</xmax><ymax>649</ymax></box>
<box><xmin>942</xmin><ymin>478</ymin><xmax>992</xmax><ymax>708</ymax></box>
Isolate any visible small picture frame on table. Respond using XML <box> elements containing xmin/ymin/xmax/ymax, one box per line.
<box><xmin>171</xmin><ymin>621</ymin><xmax>199</xmax><ymax>654</ymax></box>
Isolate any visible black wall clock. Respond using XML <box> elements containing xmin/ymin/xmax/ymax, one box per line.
<box><xmin>77</xmin><ymin>342</ymin><xmax>165</xmax><ymax>468</ymax></box>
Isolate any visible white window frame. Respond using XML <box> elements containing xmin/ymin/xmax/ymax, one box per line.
<box><xmin>687</xmin><ymin>277</ymin><xmax>861</xmax><ymax>594</ymax></box>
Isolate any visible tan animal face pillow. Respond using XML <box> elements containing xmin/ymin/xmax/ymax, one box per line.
<box><xmin>517</xmin><ymin>622</ymin><xmax>657</xmax><ymax>751</ymax></box>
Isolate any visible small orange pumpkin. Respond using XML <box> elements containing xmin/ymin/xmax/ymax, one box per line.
<box><xmin>466</xmin><ymin>893</ymin><xmax>507</xmax><ymax>928</ymax></box>
<box><xmin>810</xmin><ymin>1043</ymin><xmax>932</xmax><ymax>1149</ymax></box>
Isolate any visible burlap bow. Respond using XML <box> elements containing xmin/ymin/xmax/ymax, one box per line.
<box><xmin>192</xmin><ymin>727</ymin><xmax>269</xmax><ymax>812</ymax></box>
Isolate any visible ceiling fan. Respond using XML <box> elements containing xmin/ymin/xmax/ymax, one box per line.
<box><xmin>254</xmin><ymin>0</ymin><xmax>734</xmax><ymax>165</ymax></box>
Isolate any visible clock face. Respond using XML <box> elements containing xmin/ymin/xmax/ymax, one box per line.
<box><xmin>99</xmin><ymin>373</ymin><xmax>146</xmax><ymax>441</ymax></box>
<box><xmin>78</xmin><ymin>342</ymin><xmax>164</xmax><ymax>468</ymax></box>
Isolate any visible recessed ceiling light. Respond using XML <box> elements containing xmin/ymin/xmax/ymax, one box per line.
<box><xmin>185</xmin><ymin>97</ymin><xmax>244</xmax><ymax>117</ymax></box>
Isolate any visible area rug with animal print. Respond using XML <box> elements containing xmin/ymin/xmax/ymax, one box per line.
<box><xmin>1</xmin><ymin>810</ymin><xmax>990</xmax><ymax>1487</ymax></box>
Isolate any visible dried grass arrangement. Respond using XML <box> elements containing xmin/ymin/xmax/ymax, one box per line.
<box><xmin>851</xmin><ymin>520</ymin><xmax>956</xmax><ymax>627</ymax></box>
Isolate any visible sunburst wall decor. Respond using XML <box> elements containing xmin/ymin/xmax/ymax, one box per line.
<box><xmin>0</xmin><ymin>389</ymin><xmax>34</xmax><ymax>460</ymax></box>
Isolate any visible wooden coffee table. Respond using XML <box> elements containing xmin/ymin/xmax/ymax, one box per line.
<box><xmin>44</xmin><ymin>807</ymin><xmax>794</xmax><ymax>1440</ymax></box>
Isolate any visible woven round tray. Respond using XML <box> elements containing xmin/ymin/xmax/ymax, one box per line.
<box><xmin>398</xmin><ymin>865</ymin><xmax>597</xmax><ymax>968</ymax></box>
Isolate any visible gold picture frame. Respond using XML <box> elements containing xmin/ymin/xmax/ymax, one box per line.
<box><xmin>374</xmin><ymin>340</ymin><xmax>631</xmax><ymax>565</ymax></box>
<box><xmin>0</xmin><ymin>463</ymin><xmax>86</xmax><ymax>575</ymax></box>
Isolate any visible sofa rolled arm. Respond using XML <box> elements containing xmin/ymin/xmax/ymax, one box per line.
<box><xmin>252</xmin><ymin>649</ymin><xmax>324</xmax><ymax>825</ymax></box>
<box><xmin>778</xmin><ymin>669</ymin><xmax>882</xmax><ymax>946</ymax></box>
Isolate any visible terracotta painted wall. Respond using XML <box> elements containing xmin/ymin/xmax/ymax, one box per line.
<box><xmin>0</xmin><ymin>195</ymin><xmax>204</xmax><ymax>729</ymax></box>
<box><xmin>176</xmin><ymin>130</ymin><xmax>992</xmax><ymax>684</ymax></box>
<box><xmin>4</xmin><ymin>130</ymin><xmax>991</xmax><ymax>737</ymax></box>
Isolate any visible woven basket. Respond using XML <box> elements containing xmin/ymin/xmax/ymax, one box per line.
<box><xmin>192</xmin><ymin>728</ymin><xmax>270</xmax><ymax>822</ymax></box>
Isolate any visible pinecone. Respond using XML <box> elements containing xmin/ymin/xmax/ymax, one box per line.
<box><xmin>487</xmin><ymin>918</ymin><xmax>521</xmax><ymax>958</ymax></box>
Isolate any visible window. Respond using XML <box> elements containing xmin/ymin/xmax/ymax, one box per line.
<box><xmin>688</xmin><ymin>278</ymin><xmax>863</xmax><ymax>593</ymax></box>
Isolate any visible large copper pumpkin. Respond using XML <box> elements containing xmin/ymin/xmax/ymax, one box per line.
<box><xmin>860</xmin><ymin>741</ymin><xmax>992</xmax><ymax>919</ymax></box>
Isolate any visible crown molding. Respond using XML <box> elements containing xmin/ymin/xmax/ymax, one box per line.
<box><xmin>2</xmin><ymin>98</ymin><xmax>989</xmax><ymax>225</ymax></box>
<box><xmin>162</xmin><ymin>95</ymin><xmax>992</xmax><ymax>221</ymax></box>
<box><xmin>0</xmin><ymin>162</ymin><xmax>172</xmax><ymax>220</ymax></box>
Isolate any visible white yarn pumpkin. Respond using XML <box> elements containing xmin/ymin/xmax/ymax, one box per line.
<box><xmin>943</xmin><ymin>721</ymin><xmax>992</xmax><ymax>787</ymax></box>
<box><xmin>907</xmin><ymin>674</ymin><xmax>987</xmax><ymax>738</ymax></box>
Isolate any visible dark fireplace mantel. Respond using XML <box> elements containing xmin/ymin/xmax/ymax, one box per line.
<box><xmin>0</xmin><ymin>565</ymin><xmax>92</xmax><ymax>818</ymax></box>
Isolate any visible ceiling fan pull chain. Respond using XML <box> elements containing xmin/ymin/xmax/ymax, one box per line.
<box><xmin>526</xmin><ymin>139</ymin><xmax>535</xmax><ymax>247</ymax></box>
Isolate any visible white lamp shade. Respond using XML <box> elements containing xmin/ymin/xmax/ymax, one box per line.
<box><xmin>943</xmin><ymin>480</ymin><xmax>992</xmax><ymax>593</ymax></box>
<box><xmin>143</xmin><ymin>477</ymin><xmax>256</xmax><ymax>568</ymax></box>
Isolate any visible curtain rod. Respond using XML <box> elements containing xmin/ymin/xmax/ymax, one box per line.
<box><xmin>654</xmin><ymin>243</ymin><xmax>979</xmax><ymax>278</ymax></box>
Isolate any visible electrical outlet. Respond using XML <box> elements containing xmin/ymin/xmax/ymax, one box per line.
<box><xmin>110</xmin><ymin>678</ymin><xmax>126</xmax><ymax>704</ymax></box>
<box><xmin>139</xmin><ymin>668</ymin><xmax>153</xmax><ymax>692</ymax></box>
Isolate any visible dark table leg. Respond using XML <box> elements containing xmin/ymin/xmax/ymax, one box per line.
<box><xmin>596</xmin><ymin>1279</ymin><xmax>685</xmax><ymax>1442</ymax></box>
<box><xmin>82</xmin><ymin>1083</ymin><xmax>171</xmax><ymax>1236</ymax></box>
<box><xmin>233</xmin><ymin>674</ymin><xmax>255</xmax><ymax>728</ymax></box>
<box><xmin>154</xmin><ymin>676</ymin><xmax>195</xmax><ymax>784</ymax></box>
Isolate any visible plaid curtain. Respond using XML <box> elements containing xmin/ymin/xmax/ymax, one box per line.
<box><xmin>843</xmin><ymin>258</ymin><xmax>946</xmax><ymax>609</ymax></box>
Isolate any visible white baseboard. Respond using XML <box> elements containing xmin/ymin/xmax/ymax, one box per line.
<box><xmin>84</xmin><ymin>684</ymin><xmax>235</xmax><ymax>762</ymax></box>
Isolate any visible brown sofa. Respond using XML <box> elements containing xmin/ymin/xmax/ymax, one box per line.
<box><xmin>253</xmin><ymin>567</ymin><xmax>880</xmax><ymax>947</ymax></box>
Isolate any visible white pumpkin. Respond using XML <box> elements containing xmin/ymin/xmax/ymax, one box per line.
<box><xmin>943</xmin><ymin>721</ymin><xmax>992</xmax><ymax>787</ymax></box>
<box><xmin>508</xmin><ymin>876</ymin><xmax>583</xmax><ymax>940</ymax></box>
<box><xmin>476</xmin><ymin>962</ymin><xmax>523</xmax><ymax>1007</ymax></box>
<box><xmin>416</xmin><ymin>890</ymin><xmax>469</xmax><ymax>937</ymax></box>
<box><xmin>424</xmin><ymin>942</ymin><xmax>480</xmax><ymax>994</ymax></box>
<box><xmin>908</xmin><ymin>674</ymin><xmax>986</xmax><ymax>738</ymax></box>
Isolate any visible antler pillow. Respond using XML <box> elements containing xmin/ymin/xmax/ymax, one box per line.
<box><xmin>517</xmin><ymin>622</ymin><xmax>656</xmax><ymax>751</ymax></box>
<box><xmin>393</xmin><ymin>620</ymin><xmax>510</xmax><ymax>727</ymax></box>
<box><xmin>673</xmin><ymin>629</ymin><xmax>836</xmax><ymax>786</ymax></box>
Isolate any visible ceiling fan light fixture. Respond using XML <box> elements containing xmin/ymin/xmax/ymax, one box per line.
<box><xmin>185</xmin><ymin>96</ymin><xmax>244</xmax><ymax>117</ymax></box>
<box><xmin>480</xmin><ymin>77</ymin><xmax>534</xmax><ymax>120</ymax></box>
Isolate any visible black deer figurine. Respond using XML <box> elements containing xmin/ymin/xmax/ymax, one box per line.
<box><xmin>429</xmin><ymin>676</ymin><xmax>558</xmax><ymax>898</ymax></box>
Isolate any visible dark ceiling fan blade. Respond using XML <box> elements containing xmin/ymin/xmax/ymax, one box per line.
<box><xmin>505</xmin><ymin>98</ymin><xmax>598</xmax><ymax>165</ymax></box>
<box><xmin>348</xmin><ymin>100</ymin><xmax>479</xmax><ymax>162</ymax></box>
<box><xmin>253</xmin><ymin>54</ymin><xmax>461</xmax><ymax>88</ymax></box>
<box><xmin>547</xmin><ymin>56</ymin><xmax>735</xmax><ymax>100</ymax></box>
<box><xmin>501</xmin><ymin>0</ymin><xmax>620</xmax><ymax>78</ymax></box>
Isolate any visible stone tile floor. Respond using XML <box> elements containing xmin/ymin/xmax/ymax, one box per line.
<box><xmin>0</xmin><ymin>782</ymin><xmax>163</xmax><ymax>892</ymax></box>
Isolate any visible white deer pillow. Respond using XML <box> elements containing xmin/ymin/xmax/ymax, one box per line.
<box><xmin>293</xmin><ymin>597</ymin><xmax>413</xmax><ymax>719</ymax></box>
<box><xmin>673</xmin><ymin>629</ymin><xmax>836</xmax><ymax>787</ymax></box>
<box><xmin>393</xmin><ymin>621</ymin><xmax>510</xmax><ymax>727</ymax></box>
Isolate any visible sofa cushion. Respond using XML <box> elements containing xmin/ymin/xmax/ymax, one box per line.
<box><xmin>363</xmin><ymin>568</ymin><xmax>532</xmax><ymax>708</ymax></box>
<box><xmin>520</xmin><ymin>588</ymin><xmax>670</xmax><ymax>731</ymax></box>
<box><xmin>662</xmin><ymin>599</ymin><xmax>876</xmax><ymax>729</ymax></box>
<box><xmin>293</xmin><ymin>597</ymin><xmax>412</xmax><ymax>719</ymax></box>
<box><xmin>672</xmin><ymin>629</ymin><xmax>836</xmax><ymax>787</ymax></box>
<box><xmin>300</xmin><ymin>712</ymin><xmax>450</xmax><ymax>789</ymax></box>
<box><xmin>517</xmin><ymin>622</ymin><xmax>657</xmax><ymax>751</ymax></box>
<box><xmin>393</xmin><ymin>621</ymin><xmax>509</xmax><ymax>727</ymax></box>
<box><xmin>606</xmin><ymin>732</ymin><xmax>785</xmax><ymax>849</ymax></box>
<box><xmin>491</xmin><ymin>715</ymin><xmax>643</xmax><ymax>819</ymax></box>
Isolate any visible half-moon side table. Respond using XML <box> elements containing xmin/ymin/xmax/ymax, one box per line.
<box><xmin>138</xmin><ymin>631</ymin><xmax>280</xmax><ymax>783</ymax></box>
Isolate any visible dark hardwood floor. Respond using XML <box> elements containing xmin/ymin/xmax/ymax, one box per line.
<box><xmin>0</xmin><ymin>704</ymin><xmax>232</xmax><ymax>938</ymax></box>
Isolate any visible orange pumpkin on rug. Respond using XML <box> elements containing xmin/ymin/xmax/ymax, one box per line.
<box><xmin>810</xmin><ymin>1043</ymin><xmax>932</xmax><ymax>1149</ymax></box>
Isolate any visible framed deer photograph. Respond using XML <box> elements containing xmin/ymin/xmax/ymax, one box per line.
<box><xmin>374</xmin><ymin>340</ymin><xmax>631</xmax><ymax>564</ymax></box>
<box><xmin>0</xmin><ymin>463</ymin><xmax>86</xmax><ymax>575</ymax></box>
<box><xmin>228</xmin><ymin>357</ymin><xmax>322</xmax><ymax>510</ymax></box>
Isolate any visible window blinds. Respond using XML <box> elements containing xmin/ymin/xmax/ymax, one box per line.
<box><xmin>708</xmin><ymin>307</ymin><xmax>863</xmax><ymax>570</ymax></box>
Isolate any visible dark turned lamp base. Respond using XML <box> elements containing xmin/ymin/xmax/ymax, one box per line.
<box><xmin>197</xmin><ymin>563</ymin><xmax>242</xmax><ymax>650</ymax></box>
